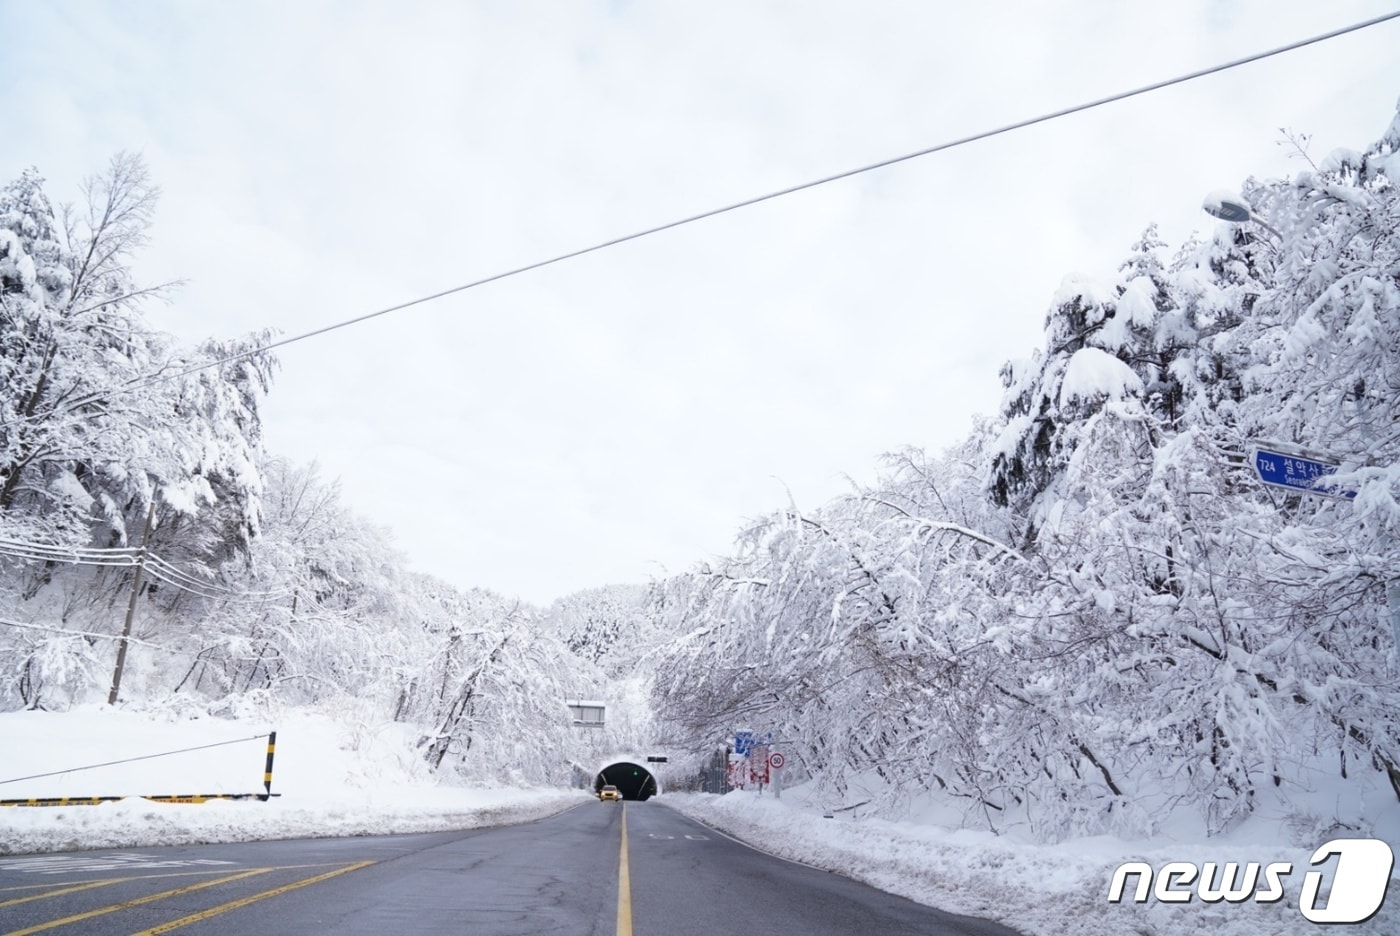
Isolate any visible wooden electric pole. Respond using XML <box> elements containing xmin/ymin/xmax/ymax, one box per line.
<box><xmin>107</xmin><ymin>502</ymin><xmax>155</xmax><ymax>706</ymax></box>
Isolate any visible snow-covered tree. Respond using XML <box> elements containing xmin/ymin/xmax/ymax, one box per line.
<box><xmin>546</xmin><ymin>583</ymin><xmax>655</xmax><ymax>674</ymax></box>
<box><xmin>653</xmin><ymin>102</ymin><xmax>1400</xmax><ymax>841</ymax></box>
<box><xmin>0</xmin><ymin>155</ymin><xmax>274</xmax><ymax>579</ymax></box>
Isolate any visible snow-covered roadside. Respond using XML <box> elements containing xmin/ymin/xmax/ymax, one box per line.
<box><xmin>0</xmin><ymin>706</ymin><xmax>587</xmax><ymax>855</ymax></box>
<box><xmin>0</xmin><ymin>787</ymin><xmax>586</xmax><ymax>856</ymax></box>
<box><xmin>5</xmin><ymin>706</ymin><xmax>1398</xmax><ymax>936</ymax></box>
<box><xmin>659</xmin><ymin>789</ymin><xmax>1400</xmax><ymax>936</ymax></box>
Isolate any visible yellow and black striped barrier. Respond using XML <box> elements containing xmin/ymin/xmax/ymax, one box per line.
<box><xmin>263</xmin><ymin>730</ymin><xmax>276</xmax><ymax>797</ymax></box>
<box><xmin>0</xmin><ymin>792</ymin><xmax>283</xmax><ymax>807</ymax></box>
<box><xmin>0</xmin><ymin>795</ymin><xmax>117</xmax><ymax>807</ymax></box>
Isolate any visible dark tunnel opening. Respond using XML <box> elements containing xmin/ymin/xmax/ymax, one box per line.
<box><xmin>594</xmin><ymin>762</ymin><xmax>657</xmax><ymax>801</ymax></box>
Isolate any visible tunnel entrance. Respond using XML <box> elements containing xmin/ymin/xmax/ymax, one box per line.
<box><xmin>594</xmin><ymin>761</ymin><xmax>658</xmax><ymax>801</ymax></box>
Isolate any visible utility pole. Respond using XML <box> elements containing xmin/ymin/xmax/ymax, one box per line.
<box><xmin>108</xmin><ymin>502</ymin><xmax>155</xmax><ymax>706</ymax></box>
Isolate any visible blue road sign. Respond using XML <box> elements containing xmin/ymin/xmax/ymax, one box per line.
<box><xmin>733</xmin><ymin>731</ymin><xmax>772</xmax><ymax>757</ymax></box>
<box><xmin>1251</xmin><ymin>448</ymin><xmax>1356</xmax><ymax>499</ymax></box>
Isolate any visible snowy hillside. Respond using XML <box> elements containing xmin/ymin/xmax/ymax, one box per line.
<box><xmin>0</xmin><ymin>706</ymin><xmax>585</xmax><ymax>853</ymax></box>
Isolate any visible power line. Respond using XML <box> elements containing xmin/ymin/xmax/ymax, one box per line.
<box><xmin>0</xmin><ymin>536</ymin><xmax>290</xmax><ymax>602</ymax></box>
<box><xmin>0</xmin><ymin>537</ymin><xmax>141</xmax><ymax>566</ymax></box>
<box><xmin>5</xmin><ymin>9</ymin><xmax>1400</xmax><ymax>417</ymax></box>
<box><xmin>0</xmin><ymin>733</ymin><xmax>272</xmax><ymax>786</ymax></box>
<box><xmin>0</xmin><ymin>616</ymin><xmax>176</xmax><ymax>651</ymax></box>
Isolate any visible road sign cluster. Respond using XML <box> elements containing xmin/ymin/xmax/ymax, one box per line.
<box><xmin>729</xmin><ymin>732</ymin><xmax>785</xmax><ymax>790</ymax></box>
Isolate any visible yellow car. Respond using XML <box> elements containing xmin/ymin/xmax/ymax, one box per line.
<box><xmin>598</xmin><ymin>784</ymin><xmax>621</xmax><ymax>802</ymax></box>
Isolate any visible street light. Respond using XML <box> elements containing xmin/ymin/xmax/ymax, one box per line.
<box><xmin>1202</xmin><ymin>190</ymin><xmax>1282</xmax><ymax>240</ymax></box>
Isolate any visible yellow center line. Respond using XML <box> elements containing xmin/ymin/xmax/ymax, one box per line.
<box><xmin>0</xmin><ymin>867</ymin><xmax>284</xmax><ymax>901</ymax></box>
<box><xmin>616</xmin><ymin>803</ymin><xmax>632</xmax><ymax>936</ymax></box>
<box><xmin>131</xmin><ymin>860</ymin><xmax>376</xmax><ymax>936</ymax></box>
<box><xmin>2</xmin><ymin>868</ymin><xmax>275</xmax><ymax>936</ymax></box>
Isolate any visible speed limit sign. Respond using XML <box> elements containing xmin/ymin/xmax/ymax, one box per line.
<box><xmin>768</xmin><ymin>752</ymin><xmax>786</xmax><ymax>769</ymax></box>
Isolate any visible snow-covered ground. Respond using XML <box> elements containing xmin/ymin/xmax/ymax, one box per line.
<box><xmin>2</xmin><ymin>705</ymin><xmax>1396</xmax><ymax>936</ymax></box>
<box><xmin>665</xmin><ymin>786</ymin><xmax>1399</xmax><ymax>936</ymax></box>
<box><xmin>0</xmin><ymin>704</ymin><xmax>587</xmax><ymax>853</ymax></box>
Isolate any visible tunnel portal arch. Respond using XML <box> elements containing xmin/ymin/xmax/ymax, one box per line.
<box><xmin>594</xmin><ymin>760</ymin><xmax>660</xmax><ymax>801</ymax></box>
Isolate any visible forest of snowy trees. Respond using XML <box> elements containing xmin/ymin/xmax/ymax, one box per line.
<box><xmin>0</xmin><ymin>155</ymin><xmax>652</xmax><ymax>787</ymax></box>
<box><xmin>2</xmin><ymin>103</ymin><xmax>1397</xmax><ymax>843</ymax></box>
<box><xmin>652</xmin><ymin>110</ymin><xmax>1400</xmax><ymax>841</ymax></box>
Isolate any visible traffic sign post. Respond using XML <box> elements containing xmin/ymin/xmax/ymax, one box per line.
<box><xmin>1250</xmin><ymin>447</ymin><xmax>1356</xmax><ymax>499</ymax></box>
<box><xmin>732</xmin><ymin>730</ymin><xmax>786</xmax><ymax>795</ymax></box>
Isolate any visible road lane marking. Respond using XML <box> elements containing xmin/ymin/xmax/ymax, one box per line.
<box><xmin>2</xmin><ymin>867</ymin><xmax>275</xmax><ymax>936</ymax></box>
<box><xmin>616</xmin><ymin>804</ymin><xmax>632</xmax><ymax>936</ymax></box>
<box><xmin>131</xmin><ymin>860</ymin><xmax>376</xmax><ymax>936</ymax></box>
<box><xmin>0</xmin><ymin>878</ymin><xmax>131</xmax><ymax>908</ymax></box>
<box><xmin>0</xmin><ymin>863</ymin><xmax>354</xmax><ymax>900</ymax></box>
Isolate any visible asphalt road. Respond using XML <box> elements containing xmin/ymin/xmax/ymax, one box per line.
<box><xmin>0</xmin><ymin>801</ymin><xmax>1021</xmax><ymax>935</ymax></box>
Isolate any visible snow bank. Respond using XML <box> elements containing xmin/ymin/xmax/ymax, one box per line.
<box><xmin>0</xmin><ymin>706</ymin><xmax>586</xmax><ymax>855</ymax></box>
<box><xmin>660</xmin><ymin>789</ymin><xmax>1400</xmax><ymax>936</ymax></box>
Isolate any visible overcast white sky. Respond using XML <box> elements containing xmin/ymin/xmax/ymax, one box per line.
<box><xmin>1</xmin><ymin>1</ymin><xmax>1398</xmax><ymax>606</ymax></box>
